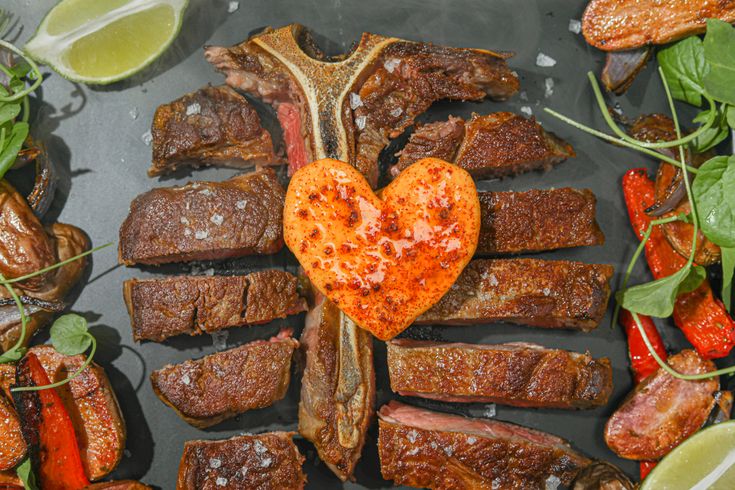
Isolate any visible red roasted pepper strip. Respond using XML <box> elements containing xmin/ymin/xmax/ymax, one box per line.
<box><xmin>619</xmin><ymin>309</ymin><xmax>667</xmax><ymax>383</ymax></box>
<box><xmin>622</xmin><ymin>169</ymin><xmax>735</xmax><ymax>359</ymax></box>
<box><xmin>639</xmin><ymin>460</ymin><xmax>657</xmax><ymax>480</ymax></box>
<box><xmin>15</xmin><ymin>353</ymin><xmax>90</xmax><ymax>490</ymax></box>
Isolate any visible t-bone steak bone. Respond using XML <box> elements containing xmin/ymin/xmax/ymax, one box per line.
<box><xmin>205</xmin><ymin>24</ymin><xmax>519</xmax><ymax>186</ymax></box>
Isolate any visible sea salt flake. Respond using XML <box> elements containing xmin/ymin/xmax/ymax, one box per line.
<box><xmin>389</xmin><ymin>107</ymin><xmax>403</xmax><ymax>118</ymax></box>
<box><xmin>407</xmin><ymin>430</ymin><xmax>418</xmax><ymax>443</ymax></box>
<box><xmin>519</xmin><ymin>90</ymin><xmax>528</xmax><ymax>101</ymax></box>
<box><xmin>443</xmin><ymin>446</ymin><xmax>454</xmax><ymax>456</ymax></box>
<box><xmin>210</xmin><ymin>458</ymin><xmax>222</xmax><ymax>468</ymax></box>
<box><xmin>254</xmin><ymin>440</ymin><xmax>268</xmax><ymax>455</ymax></box>
<box><xmin>129</xmin><ymin>107</ymin><xmax>139</xmax><ymax>120</ymax></box>
<box><xmin>260</xmin><ymin>457</ymin><xmax>272</xmax><ymax>467</ymax></box>
<box><xmin>186</xmin><ymin>102</ymin><xmax>201</xmax><ymax>116</ymax></box>
<box><xmin>543</xmin><ymin>287</ymin><xmax>551</xmax><ymax>296</ymax></box>
<box><xmin>384</xmin><ymin>58</ymin><xmax>400</xmax><ymax>73</ymax></box>
<box><xmin>487</xmin><ymin>274</ymin><xmax>499</xmax><ymax>287</ymax></box>
<box><xmin>485</xmin><ymin>404</ymin><xmax>496</xmax><ymax>418</ymax></box>
<box><xmin>141</xmin><ymin>130</ymin><xmax>152</xmax><ymax>145</ymax></box>
<box><xmin>180</xmin><ymin>217</ymin><xmax>190</xmax><ymax>225</ymax></box>
<box><xmin>182</xmin><ymin>374</ymin><xmax>191</xmax><ymax>385</ymax></box>
<box><xmin>349</xmin><ymin>92</ymin><xmax>363</xmax><ymax>110</ymax></box>
<box><xmin>236</xmin><ymin>200</ymin><xmax>247</xmax><ymax>210</ymax></box>
<box><xmin>241</xmin><ymin>466</ymin><xmax>249</xmax><ymax>476</ymax></box>
<box><xmin>520</xmin><ymin>105</ymin><xmax>533</xmax><ymax>116</ymax></box>
<box><xmin>568</xmin><ymin>19</ymin><xmax>582</xmax><ymax>34</ymax></box>
<box><xmin>195</xmin><ymin>230</ymin><xmax>209</xmax><ymax>240</ymax></box>
<box><xmin>210</xmin><ymin>214</ymin><xmax>224</xmax><ymax>226</ymax></box>
<box><xmin>355</xmin><ymin>115</ymin><xmax>367</xmax><ymax>130</ymax></box>
<box><xmin>407</xmin><ymin>447</ymin><xmax>419</xmax><ymax>455</ymax></box>
<box><xmin>544</xmin><ymin>77</ymin><xmax>554</xmax><ymax>98</ymax></box>
<box><xmin>545</xmin><ymin>475</ymin><xmax>561</xmax><ymax>490</ymax></box>
<box><xmin>227</xmin><ymin>1</ymin><xmax>239</xmax><ymax>13</ymax></box>
<box><xmin>199</xmin><ymin>188</ymin><xmax>213</xmax><ymax>196</ymax></box>
<box><xmin>536</xmin><ymin>52</ymin><xmax>557</xmax><ymax>67</ymax></box>
<box><xmin>184</xmin><ymin>228</ymin><xmax>192</xmax><ymax>237</ymax></box>
<box><xmin>216</xmin><ymin>477</ymin><xmax>228</xmax><ymax>487</ymax></box>
<box><xmin>467</xmin><ymin>436</ymin><xmax>477</xmax><ymax>444</ymax></box>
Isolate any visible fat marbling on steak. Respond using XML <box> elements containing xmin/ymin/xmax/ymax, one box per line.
<box><xmin>177</xmin><ymin>432</ymin><xmax>305</xmax><ymax>490</ymax></box>
<box><xmin>151</xmin><ymin>330</ymin><xmax>298</xmax><ymax>428</ymax></box>
<box><xmin>417</xmin><ymin>258</ymin><xmax>614</xmax><ymax>331</ymax></box>
<box><xmin>476</xmin><ymin>188</ymin><xmax>604</xmax><ymax>255</ymax></box>
<box><xmin>119</xmin><ymin>169</ymin><xmax>285</xmax><ymax>265</ymax></box>
<box><xmin>123</xmin><ymin>270</ymin><xmax>307</xmax><ymax>342</ymax></box>
<box><xmin>378</xmin><ymin>401</ymin><xmax>590</xmax><ymax>489</ymax></box>
<box><xmin>392</xmin><ymin>113</ymin><xmax>575</xmax><ymax>180</ymax></box>
<box><xmin>298</xmin><ymin>292</ymin><xmax>374</xmax><ymax>481</ymax></box>
<box><xmin>387</xmin><ymin>339</ymin><xmax>612</xmax><ymax>409</ymax></box>
<box><xmin>205</xmin><ymin>24</ymin><xmax>519</xmax><ymax>186</ymax></box>
<box><xmin>149</xmin><ymin>85</ymin><xmax>276</xmax><ymax>176</ymax></box>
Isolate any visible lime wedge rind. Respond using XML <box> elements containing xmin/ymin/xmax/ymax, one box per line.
<box><xmin>24</xmin><ymin>0</ymin><xmax>189</xmax><ymax>85</ymax></box>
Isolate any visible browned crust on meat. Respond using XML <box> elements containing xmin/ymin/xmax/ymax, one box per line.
<box><xmin>0</xmin><ymin>392</ymin><xmax>25</xmax><ymax>471</ymax></box>
<box><xmin>477</xmin><ymin>188</ymin><xmax>604</xmax><ymax>255</ymax></box>
<box><xmin>417</xmin><ymin>259</ymin><xmax>613</xmax><ymax>331</ymax></box>
<box><xmin>297</xmin><ymin>295</ymin><xmax>375</xmax><ymax>481</ymax></box>
<box><xmin>151</xmin><ymin>335</ymin><xmax>298</xmax><ymax>428</ymax></box>
<box><xmin>176</xmin><ymin>432</ymin><xmax>306</xmax><ymax>490</ymax></box>
<box><xmin>118</xmin><ymin>169</ymin><xmax>285</xmax><ymax>265</ymax></box>
<box><xmin>29</xmin><ymin>345</ymin><xmax>126</xmax><ymax>481</ymax></box>
<box><xmin>604</xmin><ymin>349</ymin><xmax>719</xmax><ymax>460</ymax></box>
<box><xmin>123</xmin><ymin>271</ymin><xmax>307</xmax><ymax>342</ymax></box>
<box><xmin>387</xmin><ymin>340</ymin><xmax>612</xmax><ymax>409</ymax></box>
<box><xmin>582</xmin><ymin>0</ymin><xmax>735</xmax><ymax>51</ymax></box>
<box><xmin>392</xmin><ymin>118</ymin><xmax>466</xmax><ymax>177</ymax></box>
<box><xmin>149</xmin><ymin>85</ymin><xmax>276</xmax><ymax>176</ymax></box>
<box><xmin>378</xmin><ymin>402</ymin><xmax>590</xmax><ymax>489</ymax></box>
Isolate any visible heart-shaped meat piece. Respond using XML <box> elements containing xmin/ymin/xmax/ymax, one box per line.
<box><xmin>284</xmin><ymin>158</ymin><xmax>480</xmax><ymax>340</ymax></box>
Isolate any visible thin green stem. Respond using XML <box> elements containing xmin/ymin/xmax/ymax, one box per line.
<box><xmin>0</xmin><ymin>272</ymin><xmax>26</xmax><ymax>361</ymax></box>
<box><xmin>633</xmin><ymin>312</ymin><xmax>735</xmax><ymax>380</ymax></box>
<box><xmin>0</xmin><ymin>39</ymin><xmax>42</xmax><ymax>102</ymax></box>
<box><xmin>20</xmin><ymin>94</ymin><xmax>28</xmax><ymax>124</ymax></box>
<box><xmin>11</xmin><ymin>334</ymin><xmax>96</xmax><ymax>392</ymax></box>
<box><xmin>587</xmin><ymin>71</ymin><xmax>717</xmax><ymax>150</ymax></box>
<box><xmin>0</xmin><ymin>243</ymin><xmax>112</xmax><ymax>285</ymax></box>
<box><xmin>543</xmin><ymin>107</ymin><xmax>700</xmax><ymax>174</ymax></box>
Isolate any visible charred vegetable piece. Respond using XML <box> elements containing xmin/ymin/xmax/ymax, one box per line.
<box><xmin>0</xmin><ymin>393</ymin><xmax>24</xmax><ymax>471</ymax></box>
<box><xmin>619</xmin><ymin>309</ymin><xmax>667</xmax><ymax>384</ymax></box>
<box><xmin>571</xmin><ymin>461</ymin><xmax>635</xmax><ymax>490</ymax></box>
<box><xmin>600</xmin><ymin>48</ymin><xmax>652</xmax><ymax>94</ymax></box>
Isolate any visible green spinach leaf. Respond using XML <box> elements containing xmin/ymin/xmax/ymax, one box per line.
<box><xmin>703</xmin><ymin>19</ymin><xmax>735</xmax><ymax>105</ymax></box>
<box><xmin>615</xmin><ymin>264</ymin><xmax>703</xmax><ymax>317</ymax></box>
<box><xmin>16</xmin><ymin>458</ymin><xmax>37</xmax><ymax>490</ymax></box>
<box><xmin>0</xmin><ymin>121</ymin><xmax>27</xmax><ymax>179</ymax></box>
<box><xmin>728</xmin><ymin>105</ymin><xmax>735</xmax><ymax>129</ymax></box>
<box><xmin>658</xmin><ymin>36</ymin><xmax>709</xmax><ymax>106</ymax></box>
<box><xmin>0</xmin><ymin>103</ymin><xmax>20</xmax><ymax>126</ymax></box>
<box><xmin>50</xmin><ymin>314</ymin><xmax>91</xmax><ymax>356</ymax></box>
<box><xmin>692</xmin><ymin>107</ymin><xmax>729</xmax><ymax>152</ymax></box>
<box><xmin>722</xmin><ymin>247</ymin><xmax>735</xmax><ymax>312</ymax></box>
<box><xmin>692</xmin><ymin>155</ymin><xmax>735</xmax><ymax>247</ymax></box>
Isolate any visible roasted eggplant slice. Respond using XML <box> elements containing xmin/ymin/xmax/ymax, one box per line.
<box><xmin>601</xmin><ymin>48</ymin><xmax>652</xmax><ymax>95</ymax></box>
<box><xmin>571</xmin><ymin>461</ymin><xmax>635</xmax><ymax>490</ymax></box>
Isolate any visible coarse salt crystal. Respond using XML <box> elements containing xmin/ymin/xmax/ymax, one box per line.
<box><xmin>210</xmin><ymin>214</ymin><xmax>224</xmax><ymax>226</ymax></box>
<box><xmin>236</xmin><ymin>200</ymin><xmax>247</xmax><ymax>210</ymax></box>
<box><xmin>129</xmin><ymin>107</ymin><xmax>139</xmax><ymax>120</ymax></box>
<box><xmin>227</xmin><ymin>1</ymin><xmax>239</xmax><ymax>13</ymax></box>
<box><xmin>211</xmin><ymin>331</ymin><xmax>229</xmax><ymax>350</ymax></box>
<box><xmin>544</xmin><ymin>77</ymin><xmax>554</xmax><ymax>98</ymax></box>
<box><xmin>568</xmin><ymin>19</ymin><xmax>582</xmax><ymax>34</ymax></box>
<box><xmin>484</xmin><ymin>404</ymin><xmax>496</xmax><ymax>418</ymax></box>
<box><xmin>184</xmin><ymin>228</ymin><xmax>192</xmax><ymax>237</ymax></box>
<box><xmin>141</xmin><ymin>130</ymin><xmax>152</xmax><ymax>145</ymax></box>
<box><xmin>180</xmin><ymin>217</ymin><xmax>189</xmax><ymax>225</ymax></box>
<box><xmin>536</xmin><ymin>52</ymin><xmax>557</xmax><ymax>67</ymax></box>
<box><xmin>199</xmin><ymin>188</ymin><xmax>213</xmax><ymax>196</ymax></box>
<box><xmin>216</xmin><ymin>477</ymin><xmax>228</xmax><ymax>487</ymax></box>
<box><xmin>260</xmin><ymin>457</ymin><xmax>272</xmax><ymax>467</ymax></box>
<box><xmin>545</xmin><ymin>475</ymin><xmax>561</xmax><ymax>490</ymax></box>
<box><xmin>195</xmin><ymin>230</ymin><xmax>208</xmax><ymax>240</ymax></box>
<box><xmin>384</xmin><ymin>58</ymin><xmax>400</xmax><ymax>73</ymax></box>
<box><xmin>467</xmin><ymin>437</ymin><xmax>477</xmax><ymax>444</ymax></box>
<box><xmin>349</xmin><ymin>92</ymin><xmax>363</xmax><ymax>110</ymax></box>
<box><xmin>390</xmin><ymin>107</ymin><xmax>403</xmax><ymax>118</ymax></box>
<box><xmin>182</xmin><ymin>374</ymin><xmax>191</xmax><ymax>385</ymax></box>
<box><xmin>254</xmin><ymin>440</ymin><xmax>268</xmax><ymax>454</ymax></box>
<box><xmin>407</xmin><ymin>430</ymin><xmax>418</xmax><ymax>443</ymax></box>
<box><xmin>520</xmin><ymin>105</ymin><xmax>533</xmax><ymax>116</ymax></box>
<box><xmin>210</xmin><ymin>458</ymin><xmax>221</xmax><ymax>468</ymax></box>
<box><xmin>543</xmin><ymin>287</ymin><xmax>551</xmax><ymax>296</ymax></box>
<box><xmin>487</xmin><ymin>274</ymin><xmax>499</xmax><ymax>287</ymax></box>
<box><xmin>355</xmin><ymin>115</ymin><xmax>367</xmax><ymax>130</ymax></box>
<box><xmin>186</xmin><ymin>102</ymin><xmax>201</xmax><ymax>116</ymax></box>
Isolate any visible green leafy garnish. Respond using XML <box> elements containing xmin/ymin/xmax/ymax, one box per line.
<box><xmin>702</xmin><ymin>19</ymin><xmax>735</xmax><ymax>106</ymax></box>
<box><xmin>616</xmin><ymin>265</ymin><xmax>705</xmax><ymax>317</ymax></box>
<box><xmin>722</xmin><ymin>247</ymin><xmax>735</xmax><ymax>312</ymax></box>
<box><xmin>16</xmin><ymin>458</ymin><xmax>37</xmax><ymax>490</ymax></box>
<box><xmin>691</xmin><ymin>106</ymin><xmax>730</xmax><ymax>152</ymax></box>
<box><xmin>657</xmin><ymin>35</ymin><xmax>708</xmax><ymax>106</ymax></box>
<box><xmin>692</xmin><ymin>155</ymin><xmax>735</xmax><ymax>248</ymax></box>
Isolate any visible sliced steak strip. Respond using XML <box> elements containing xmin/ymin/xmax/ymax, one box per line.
<box><xmin>476</xmin><ymin>188</ymin><xmax>604</xmax><ymax>255</ymax></box>
<box><xmin>298</xmin><ymin>293</ymin><xmax>374</xmax><ymax>481</ymax></box>
<box><xmin>151</xmin><ymin>330</ymin><xmax>298</xmax><ymax>428</ymax></box>
<box><xmin>391</xmin><ymin>113</ymin><xmax>574</xmax><ymax>180</ymax></box>
<box><xmin>605</xmin><ymin>349</ymin><xmax>719</xmax><ymax>460</ymax></box>
<box><xmin>149</xmin><ymin>85</ymin><xmax>276</xmax><ymax>177</ymax></box>
<box><xmin>177</xmin><ymin>432</ymin><xmax>306</xmax><ymax>490</ymax></box>
<box><xmin>387</xmin><ymin>339</ymin><xmax>612</xmax><ymax>408</ymax></box>
<box><xmin>205</xmin><ymin>24</ymin><xmax>518</xmax><ymax>186</ymax></box>
<box><xmin>417</xmin><ymin>258</ymin><xmax>613</xmax><ymax>331</ymax></box>
<box><xmin>123</xmin><ymin>270</ymin><xmax>307</xmax><ymax>342</ymax></box>
<box><xmin>119</xmin><ymin>169</ymin><xmax>285</xmax><ymax>265</ymax></box>
<box><xmin>378</xmin><ymin>401</ymin><xmax>590</xmax><ymax>489</ymax></box>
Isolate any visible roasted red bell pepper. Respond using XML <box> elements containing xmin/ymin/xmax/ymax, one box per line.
<box><xmin>13</xmin><ymin>353</ymin><xmax>90</xmax><ymax>490</ymax></box>
<box><xmin>622</xmin><ymin>169</ymin><xmax>735</xmax><ymax>359</ymax></box>
<box><xmin>639</xmin><ymin>460</ymin><xmax>657</xmax><ymax>480</ymax></box>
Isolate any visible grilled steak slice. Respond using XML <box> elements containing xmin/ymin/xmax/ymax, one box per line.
<box><xmin>605</xmin><ymin>349</ymin><xmax>719</xmax><ymax>460</ymax></box>
<box><xmin>378</xmin><ymin>401</ymin><xmax>590</xmax><ymax>489</ymax></box>
<box><xmin>119</xmin><ymin>169</ymin><xmax>285</xmax><ymax>265</ymax></box>
<box><xmin>206</xmin><ymin>24</ymin><xmax>519</xmax><ymax>186</ymax></box>
<box><xmin>298</xmin><ymin>293</ymin><xmax>374</xmax><ymax>481</ymax></box>
<box><xmin>391</xmin><ymin>113</ymin><xmax>574</xmax><ymax>180</ymax></box>
<box><xmin>582</xmin><ymin>0</ymin><xmax>735</xmax><ymax>51</ymax></box>
<box><xmin>476</xmin><ymin>188</ymin><xmax>604</xmax><ymax>255</ymax></box>
<box><xmin>123</xmin><ymin>270</ymin><xmax>307</xmax><ymax>342</ymax></box>
<box><xmin>149</xmin><ymin>85</ymin><xmax>276</xmax><ymax>176</ymax></box>
<box><xmin>0</xmin><ymin>392</ymin><xmax>24</xmax><ymax>471</ymax></box>
<box><xmin>387</xmin><ymin>339</ymin><xmax>612</xmax><ymax>409</ymax></box>
<box><xmin>417</xmin><ymin>258</ymin><xmax>613</xmax><ymax>331</ymax></box>
<box><xmin>177</xmin><ymin>432</ymin><xmax>306</xmax><ymax>490</ymax></box>
<box><xmin>151</xmin><ymin>330</ymin><xmax>297</xmax><ymax>428</ymax></box>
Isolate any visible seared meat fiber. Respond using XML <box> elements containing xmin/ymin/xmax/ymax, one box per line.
<box><xmin>298</xmin><ymin>293</ymin><xmax>374</xmax><ymax>481</ymax></box>
<box><xmin>123</xmin><ymin>270</ymin><xmax>307</xmax><ymax>342</ymax></box>
<box><xmin>177</xmin><ymin>433</ymin><xmax>306</xmax><ymax>490</ymax></box>
<box><xmin>378</xmin><ymin>401</ymin><xmax>590</xmax><ymax>489</ymax></box>
<box><xmin>583</xmin><ymin>0</ymin><xmax>735</xmax><ymax>51</ymax></box>
<box><xmin>149</xmin><ymin>85</ymin><xmax>276</xmax><ymax>176</ymax></box>
<box><xmin>477</xmin><ymin>188</ymin><xmax>604</xmax><ymax>255</ymax></box>
<box><xmin>392</xmin><ymin>113</ymin><xmax>574</xmax><ymax>180</ymax></box>
<box><xmin>151</xmin><ymin>330</ymin><xmax>297</xmax><ymax>428</ymax></box>
<box><xmin>119</xmin><ymin>169</ymin><xmax>285</xmax><ymax>265</ymax></box>
<box><xmin>605</xmin><ymin>349</ymin><xmax>718</xmax><ymax>460</ymax></box>
<box><xmin>417</xmin><ymin>259</ymin><xmax>613</xmax><ymax>331</ymax></box>
<box><xmin>206</xmin><ymin>24</ymin><xmax>518</xmax><ymax>186</ymax></box>
<box><xmin>387</xmin><ymin>339</ymin><xmax>612</xmax><ymax>409</ymax></box>
<box><xmin>0</xmin><ymin>391</ymin><xmax>24</xmax><ymax>471</ymax></box>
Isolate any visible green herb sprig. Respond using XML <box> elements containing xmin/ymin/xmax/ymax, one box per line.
<box><xmin>545</xmin><ymin>19</ymin><xmax>735</xmax><ymax>380</ymax></box>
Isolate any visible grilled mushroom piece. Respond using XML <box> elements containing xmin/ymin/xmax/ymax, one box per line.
<box><xmin>571</xmin><ymin>461</ymin><xmax>635</xmax><ymax>490</ymax></box>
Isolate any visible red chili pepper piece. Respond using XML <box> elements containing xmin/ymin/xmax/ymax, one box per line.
<box><xmin>639</xmin><ymin>460</ymin><xmax>657</xmax><ymax>480</ymax></box>
<box><xmin>619</xmin><ymin>309</ymin><xmax>667</xmax><ymax>383</ymax></box>
<box><xmin>622</xmin><ymin>169</ymin><xmax>735</xmax><ymax>359</ymax></box>
<box><xmin>16</xmin><ymin>353</ymin><xmax>90</xmax><ymax>490</ymax></box>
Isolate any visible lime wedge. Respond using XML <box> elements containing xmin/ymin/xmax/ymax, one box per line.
<box><xmin>24</xmin><ymin>0</ymin><xmax>188</xmax><ymax>84</ymax></box>
<box><xmin>641</xmin><ymin>420</ymin><xmax>735</xmax><ymax>490</ymax></box>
